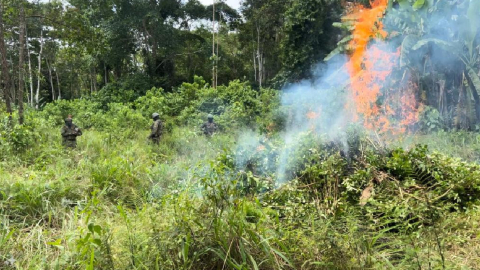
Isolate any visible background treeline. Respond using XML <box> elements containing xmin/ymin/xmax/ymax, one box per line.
<box><xmin>0</xmin><ymin>0</ymin><xmax>342</xmax><ymax>112</ymax></box>
<box><xmin>2</xmin><ymin>0</ymin><xmax>480</xmax><ymax>132</ymax></box>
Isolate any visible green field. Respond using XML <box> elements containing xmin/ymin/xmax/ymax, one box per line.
<box><xmin>2</xmin><ymin>105</ymin><xmax>480</xmax><ymax>269</ymax></box>
<box><xmin>2</xmin><ymin>0</ymin><xmax>480</xmax><ymax>268</ymax></box>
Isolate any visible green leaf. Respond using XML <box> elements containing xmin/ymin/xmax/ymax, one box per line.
<box><xmin>400</xmin><ymin>35</ymin><xmax>420</xmax><ymax>67</ymax></box>
<box><xmin>88</xmin><ymin>249</ymin><xmax>95</xmax><ymax>270</ymax></box>
<box><xmin>47</xmin><ymin>239</ymin><xmax>62</xmax><ymax>248</ymax></box>
<box><xmin>248</xmin><ymin>254</ymin><xmax>259</xmax><ymax>270</ymax></box>
<box><xmin>332</xmin><ymin>22</ymin><xmax>354</xmax><ymax>31</ymax></box>
<box><xmin>47</xmin><ymin>238</ymin><xmax>63</xmax><ymax>248</ymax></box>
<box><xmin>93</xmin><ymin>238</ymin><xmax>102</xmax><ymax>246</ymax></box>
<box><xmin>324</xmin><ymin>45</ymin><xmax>348</xmax><ymax>61</ymax></box>
<box><xmin>397</xmin><ymin>0</ymin><xmax>410</xmax><ymax>9</ymax></box>
<box><xmin>412</xmin><ymin>0</ymin><xmax>425</xmax><ymax>10</ymax></box>
<box><xmin>467</xmin><ymin>0</ymin><xmax>480</xmax><ymax>31</ymax></box>
<box><xmin>466</xmin><ymin>65</ymin><xmax>480</xmax><ymax>98</ymax></box>
<box><xmin>467</xmin><ymin>0</ymin><xmax>480</xmax><ymax>57</ymax></box>
<box><xmin>88</xmin><ymin>223</ymin><xmax>94</xmax><ymax>233</ymax></box>
<box><xmin>93</xmin><ymin>225</ymin><xmax>102</xmax><ymax>235</ymax></box>
<box><xmin>412</xmin><ymin>38</ymin><xmax>459</xmax><ymax>56</ymax></box>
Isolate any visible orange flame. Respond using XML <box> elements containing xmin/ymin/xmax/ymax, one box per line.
<box><xmin>306</xmin><ymin>111</ymin><xmax>320</xmax><ymax>120</ymax></box>
<box><xmin>306</xmin><ymin>109</ymin><xmax>321</xmax><ymax>132</ymax></box>
<box><xmin>256</xmin><ymin>145</ymin><xmax>266</xmax><ymax>152</ymax></box>
<box><xmin>345</xmin><ymin>0</ymin><xmax>420</xmax><ymax>134</ymax></box>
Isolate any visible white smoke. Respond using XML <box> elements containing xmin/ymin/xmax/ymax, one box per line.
<box><xmin>234</xmin><ymin>0</ymin><xmax>478</xmax><ymax>184</ymax></box>
<box><xmin>234</xmin><ymin>54</ymin><xmax>354</xmax><ymax>184</ymax></box>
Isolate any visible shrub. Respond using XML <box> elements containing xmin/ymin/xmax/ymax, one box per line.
<box><xmin>41</xmin><ymin>99</ymin><xmax>147</xmax><ymax>133</ymax></box>
<box><xmin>418</xmin><ymin>106</ymin><xmax>444</xmax><ymax>132</ymax></box>
<box><xmin>134</xmin><ymin>87</ymin><xmax>168</xmax><ymax>118</ymax></box>
<box><xmin>41</xmin><ymin>99</ymin><xmax>102</xmax><ymax>127</ymax></box>
<box><xmin>90</xmin><ymin>73</ymin><xmax>154</xmax><ymax>109</ymax></box>
<box><xmin>0</xmin><ymin>112</ymin><xmax>42</xmax><ymax>157</ymax></box>
<box><xmin>134</xmin><ymin>77</ymin><xmax>280</xmax><ymax>133</ymax></box>
<box><xmin>92</xmin><ymin>103</ymin><xmax>148</xmax><ymax>132</ymax></box>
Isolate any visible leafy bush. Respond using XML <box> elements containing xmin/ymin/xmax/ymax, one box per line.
<box><xmin>134</xmin><ymin>87</ymin><xmax>168</xmax><ymax>118</ymax></box>
<box><xmin>0</xmin><ymin>112</ymin><xmax>42</xmax><ymax>157</ymax></box>
<box><xmin>418</xmin><ymin>106</ymin><xmax>444</xmax><ymax>132</ymax></box>
<box><xmin>41</xmin><ymin>99</ymin><xmax>102</xmax><ymax>127</ymax></box>
<box><xmin>91</xmin><ymin>73</ymin><xmax>154</xmax><ymax>109</ymax></box>
<box><xmin>91</xmin><ymin>103</ymin><xmax>148</xmax><ymax>132</ymax></box>
<box><xmin>41</xmin><ymin>99</ymin><xmax>147</xmax><ymax>132</ymax></box>
<box><xmin>134</xmin><ymin>77</ymin><xmax>281</xmax><ymax>133</ymax></box>
<box><xmin>38</xmin><ymin>76</ymin><xmax>281</xmax><ymax>140</ymax></box>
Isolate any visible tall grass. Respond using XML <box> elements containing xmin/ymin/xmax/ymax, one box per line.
<box><xmin>2</xmin><ymin>124</ymin><xmax>480</xmax><ymax>269</ymax></box>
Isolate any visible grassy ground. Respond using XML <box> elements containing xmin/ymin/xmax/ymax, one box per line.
<box><xmin>1</xmin><ymin>126</ymin><xmax>230</xmax><ymax>269</ymax></box>
<box><xmin>2</xmin><ymin>126</ymin><xmax>480</xmax><ymax>269</ymax></box>
<box><xmin>393</xmin><ymin>130</ymin><xmax>480</xmax><ymax>162</ymax></box>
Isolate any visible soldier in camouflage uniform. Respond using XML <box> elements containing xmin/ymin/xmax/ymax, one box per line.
<box><xmin>148</xmin><ymin>113</ymin><xmax>164</xmax><ymax>144</ymax></box>
<box><xmin>201</xmin><ymin>114</ymin><xmax>218</xmax><ymax>137</ymax></box>
<box><xmin>61</xmin><ymin>118</ymin><xmax>82</xmax><ymax>148</ymax></box>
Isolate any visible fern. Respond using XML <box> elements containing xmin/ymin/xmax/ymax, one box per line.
<box><xmin>410</xmin><ymin>165</ymin><xmax>435</xmax><ymax>186</ymax></box>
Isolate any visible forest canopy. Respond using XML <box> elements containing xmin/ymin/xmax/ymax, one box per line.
<box><xmin>0</xmin><ymin>0</ymin><xmax>342</xmax><ymax>110</ymax></box>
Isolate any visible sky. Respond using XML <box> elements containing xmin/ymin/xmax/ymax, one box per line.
<box><xmin>200</xmin><ymin>0</ymin><xmax>241</xmax><ymax>10</ymax></box>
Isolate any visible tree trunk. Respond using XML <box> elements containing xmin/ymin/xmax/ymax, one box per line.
<box><xmin>256</xmin><ymin>25</ymin><xmax>263</xmax><ymax>88</ymax></box>
<box><xmin>438</xmin><ymin>80</ymin><xmax>446</xmax><ymax>117</ymax></box>
<box><xmin>36</xmin><ymin>28</ymin><xmax>44</xmax><ymax>109</ymax></box>
<box><xmin>46</xmin><ymin>58</ymin><xmax>55</xmax><ymax>101</ymax></box>
<box><xmin>142</xmin><ymin>16</ymin><xmax>157</xmax><ymax>77</ymax></box>
<box><xmin>104</xmin><ymin>62</ymin><xmax>108</xmax><ymax>85</ymax></box>
<box><xmin>18</xmin><ymin>3</ymin><xmax>26</xmax><ymax>124</ymax></box>
<box><xmin>253</xmin><ymin>50</ymin><xmax>257</xmax><ymax>82</ymax></box>
<box><xmin>465</xmin><ymin>70</ymin><xmax>480</xmax><ymax>123</ymax></box>
<box><xmin>216</xmin><ymin>11</ymin><xmax>221</xmax><ymax>86</ymax></box>
<box><xmin>10</xmin><ymin>54</ymin><xmax>16</xmax><ymax>102</ymax></box>
<box><xmin>56</xmin><ymin>67</ymin><xmax>61</xmax><ymax>100</ymax></box>
<box><xmin>0</xmin><ymin>1</ymin><xmax>13</xmax><ymax>122</ymax></box>
<box><xmin>26</xmin><ymin>26</ymin><xmax>34</xmax><ymax>106</ymax></box>
<box><xmin>92</xmin><ymin>66</ymin><xmax>97</xmax><ymax>92</ymax></box>
<box><xmin>90</xmin><ymin>72</ymin><xmax>93</xmax><ymax>94</ymax></box>
<box><xmin>212</xmin><ymin>0</ymin><xmax>216</xmax><ymax>88</ymax></box>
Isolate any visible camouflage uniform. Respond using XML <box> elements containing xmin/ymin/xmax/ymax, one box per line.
<box><xmin>61</xmin><ymin>120</ymin><xmax>82</xmax><ymax>148</ymax></box>
<box><xmin>149</xmin><ymin>113</ymin><xmax>164</xmax><ymax>144</ymax></box>
<box><xmin>201</xmin><ymin>115</ymin><xmax>218</xmax><ymax>137</ymax></box>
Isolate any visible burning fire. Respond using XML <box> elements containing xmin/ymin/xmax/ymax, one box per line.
<box><xmin>306</xmin><ymin>111</ymin><xmax>320</xmax><ymax>120</ymax></box>
<box><xmin>256</xmin><ymin>145</ymin><xmax>266</xmax><ymax>152</ymax></box>
<box><xmin>306</xmin><ymin>109</ymin><xmax>321</xmax><ymax>131</ymax></box>
<box><xmin>345</xmin><ymin>0</ymin><xmax>420</xmax><ymax>134</ymax></box>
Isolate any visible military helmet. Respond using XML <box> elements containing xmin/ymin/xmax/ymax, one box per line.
<box><xmin>207</xmin><ymin>114</ymin><xmax>214</xmax><ymax>120</ymax></box>
<box><xmin>152</xmin><ymin>113</ymin><xmax>160</xmax><ymax>119</ymax></box>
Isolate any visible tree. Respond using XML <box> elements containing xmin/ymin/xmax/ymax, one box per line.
<box><xmin>240</xmin><ymin>0</ymin><xmax>286</xmax><ymax>87</ymax></box>
<box><xmin>0</xmin><ymin>0</ymin><xmax>13</xmax><ymax>121</ymax></box>
<box><xmin>18</xmin><ymin>2</ymin><xmax>26</xmax><ymax>124</ymax></box>
<box><xmin>239</xmin><ymin>0</ymin><xmax>343</xmax><ymax>88</ymax></box>
<box><xmin>275</xmin><ymin>0</ymin><xmax>342</xmax><ymax>85</ymax></box>
<box><xmin>398</xmin><ymin>0</ymin><xmax>480</xmax><ymax>127</ymax></box>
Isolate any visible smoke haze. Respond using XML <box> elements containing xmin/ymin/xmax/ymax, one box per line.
<box><xmin>234</xmin><ymin>0</ymin><xmax>478</xmax><ymax>183</ymax></box>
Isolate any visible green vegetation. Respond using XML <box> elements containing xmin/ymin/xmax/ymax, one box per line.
<box><xmin>2</xmin><ymin>79</ymin><xmax>480</xmax><ymax>269</ymax></box>
<box><xmin>2</xmin><ymin>0</ymin><xmax>480</xmax><ymax>269</ymax></box>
